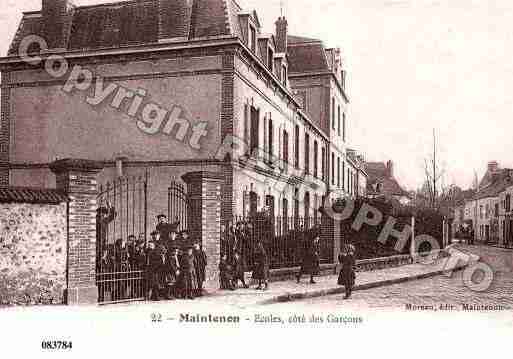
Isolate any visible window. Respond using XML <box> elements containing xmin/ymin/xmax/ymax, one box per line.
<box><xmin>294</xmin><ymin>125</ymin><xmax>300</xmax><ymax>168</ymax></box>
<box><xmin>480</xmin><ymin>205</ymin><xmax>484</xmax><ymax>219</ymax></box>
<box><xmin>347</xmin><ymin>167</ymin><xmax>350</xmax><ymax>191</ymax></box>
<box><xmin>268</xmin><ymin>118</ymin><xmax>274</xmax><ymax>162</ymax></box>
<box><xmin>249</xmin><ymin>191</ymin><xmax>258</xmax><ymax>217</ymax></box>
<box><xmin>313</xmin><ymin>141</ymin><xmax>318</xmax><ymax>178</ymax></box>
<box><xmin>321</xmin><ymin>147</ymin><xmax>326</xmax><ymax>181</ymax></box>
<box><xmin>331</xmin><ymin>153</ymin><xmax>335</xmax><ymax>185</ymax></box>
<box><xmin>249</xmin><ymin>26</ymin><xmax>256</xmax><ymax>53</ymax></box>
<box><xmin>282</xmin><ymin>198</ymin><xmax>289</xmax><ymax>219</ymax></box>
<box><xmin>343</xmin><ymin>113</ymin><xmax>346</xmax><ymax>142</ymax></box>
<box><xmin>304</xmin><ymin>192</ymin><xmax>310</xmax><ymax>218</ymax></box>
<box><xmin>495</xmin><ymin>203</ymin><xmax>499</xmax><ymax>218</ymax></box>
<box><xmin>268</xmin><ymin>47</ymin><xmax>274</xmax><ymax>72</ymax></box>
<box><xmin>507</xmin><ymin>194</ymin><xmax>511</xmax><ymax>212</ymax></box>
<box><xmin>294</xmin><ymin>188</ymin><xmax>300</xmax><ymax>227</ymax></box>
<box><xmin>337</xmin><ymin>106</ymin><xmax>341</xmax><ymax>136</ymax></box>
<box><xmin>337</xmin><ymin>157</ymin><xmax>340</xmax><ymax>188</ymax></box>
<box><xmin>305</xmin><ymin>133</ymin><xmax>310</xmax><ymax>174</ymax></box>
<box><xmin>250</xmin><ymin>106</ymin><xmax>260</xmax><ymax>156</ymax></box>
<box><xmin>332</xmin><ymin>98</ymin><xmax>336</xmax><ymax>130</ymax></box>
<box><xmin>342</xmin><ymin>161</ymin><xmax>345</xmax><ymax>190</ymax></box>
<box><xmin>283</xmin><ymin>130</ymin><xmax>289</xmax><ymax>164</ymax></box>
<box><xmin>282</xmin><ymin>65</ymin><xmax>287</xmax><ymax>86</ymax></box>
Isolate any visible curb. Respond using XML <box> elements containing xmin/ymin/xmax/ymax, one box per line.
<box><xmin>257</xmin><ymin>263</ymin><xmax>470</xmax><ymax>306</ymax></box>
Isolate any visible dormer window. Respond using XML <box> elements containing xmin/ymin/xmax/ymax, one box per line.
<box><xmin>249</xmin><ymin>25</ymin><xmax>257</xmax><ymax>53</ymax></box>
<box><xmin>268</xmin><ymin>47</ymin><xmax>274</xmax><ymax>72</ymax></box>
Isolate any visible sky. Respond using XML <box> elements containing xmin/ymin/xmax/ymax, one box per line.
<box><xmin>1</xmin><ymin>0</ymin><xmax>513</xmax><ymax>191</ymax></box>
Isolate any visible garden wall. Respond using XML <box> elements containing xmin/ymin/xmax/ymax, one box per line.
<box><xmin>0</xmin><ymin>189</ymin><xmax>68</xmax><ymax>306</ymax></box>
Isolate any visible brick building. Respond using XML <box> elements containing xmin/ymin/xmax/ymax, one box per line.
<box><xmin>365</xmin><ymin>160</ymin><xmax>410</xmax><ymax>205</ymax></box>
<box><xmin>0</xmin><ymin>0</ymin><xmax>366</xmax><ymax>229</ymax></box>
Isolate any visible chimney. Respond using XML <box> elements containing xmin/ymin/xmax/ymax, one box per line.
<box><xmin>275</xmin><ymin>16</ymin><xmax>288</xmax><ymax>53</ymax></box>
<box><xmin>42</xmin><ymin>0</ymin><xmax>75</xmax><ymax>49</ymax></box>
<box><xmin>386</xmin><ymin>160</ymin><xmax>394</xmax><ymax>178</ymax></box>
<box><xmin>158</xmin><ymin>0</ymin><xmax>194</xmax><ymax>41</ymax></box>
<box><xmin>488</xmin><ymin>161</ymin><xmax>499</xmax><ymax>173</ymax></box>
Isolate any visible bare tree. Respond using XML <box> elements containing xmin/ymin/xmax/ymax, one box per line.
<box><xmin>422</xmin><ymin>129</ymin><xmax>446</xmax><ymax>209</ymax></box>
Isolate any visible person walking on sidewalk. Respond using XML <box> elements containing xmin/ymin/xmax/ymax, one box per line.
<box><xmin>252</xmin><ymin>242</ymin><xmax>269</xmax><ymax>290</ymax></box>
<box><xmin>338</xmin><ymin>245</ymin><xmax>356</xmax><ymax>299</ymax></box>
<box><xmin>232</xmin><ymin>251</ymin><xmax>249</xmax><ymax>289</ymax></box>
<box><xmin>297</xmin><ymin>232</ymin><xmax>321</xmax><ymax>284</ymax></box>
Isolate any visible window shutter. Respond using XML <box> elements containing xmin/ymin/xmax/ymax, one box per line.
<box><xmin>244</xmin><ymin>103</ymin><xmax>249</xmax><ymax>154</ymax></box>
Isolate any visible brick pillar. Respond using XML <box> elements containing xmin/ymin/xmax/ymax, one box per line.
<box><xmin>321</xmin><ymin>212</ymin><xmax>337</xmax><ymax>271</ymax></box>
<box><xmin>182</xmin><ymin>171</ymin><xmax>223</xmax><ymax>289</ymax></box>
<box><xmin>50</xmin><ymin>159</ymin><xmax>103</xmax><ymax>305</ymax></box>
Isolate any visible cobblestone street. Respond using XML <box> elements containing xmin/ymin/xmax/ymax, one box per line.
<box><xmin>270</xmin><ymin>245</ymin><xmax>513</xmax><ymax>310</ymax></box>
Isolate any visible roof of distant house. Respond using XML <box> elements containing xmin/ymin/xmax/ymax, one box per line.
<box><xmin>365</xmin><ymin>161</ymin><xmax>410</xmax><ymax>198</ymax></box>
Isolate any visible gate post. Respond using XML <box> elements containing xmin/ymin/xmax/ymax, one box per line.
<box><xmin>50</xmin><ymin>159</ymin><xmax>103</xmax><ymax>305</ymax></box>
<box><xmin>182</xmin><ymin>171</ymin><xmax>223</xmax><ymax>289</ymax></box>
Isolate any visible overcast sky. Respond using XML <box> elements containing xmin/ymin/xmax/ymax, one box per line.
<box><xmin>1</xmin><ymin>0</ymin><xmax>512</xmax><ymax>191</ymax></box>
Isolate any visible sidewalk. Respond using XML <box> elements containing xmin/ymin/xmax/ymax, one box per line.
<box><xmin>165</xmin><ymin>249</ymin><xmax>480</xmax><ymax>308</ymax></box>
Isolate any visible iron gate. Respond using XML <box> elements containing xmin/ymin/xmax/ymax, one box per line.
<box><xmin>168</xmin><ymin>181</ymin><xmax>188</xmax><ymax>233</ymax></box>
<box><xmin>96</xmin><ymin>172</ymin><xmax>148</xmax><ymax>304</ymax></box>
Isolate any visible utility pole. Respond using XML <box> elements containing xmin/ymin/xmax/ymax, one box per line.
<box><xmin>433</xmin><ymin>128</ymin><xmax>437</xmax><ymax>208</ymax></box>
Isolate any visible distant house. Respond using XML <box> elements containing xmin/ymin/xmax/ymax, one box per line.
<box><xmin>365</xmin><ymin>160</ymin><xmax>411</xmax><ymax>205</ymax></box>
<box><xmin>469</xmin><ymin>162</ymin><xmax>513</xmax><ymax>244</ymax></box>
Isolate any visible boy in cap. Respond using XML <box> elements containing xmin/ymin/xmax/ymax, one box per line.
<box><xmin>193</xmin><ymin>242</ymin><xmax>208</xmax><ymax>297</ymax></box>
<box><xmin>179</xmin><ymin>245</ymin><xmax>199</xmax><ymax>300</ymax></box>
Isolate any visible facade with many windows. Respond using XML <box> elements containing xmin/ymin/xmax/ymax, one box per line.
<box><xmin>0</xmin><ymin>0</ymin><xmax>367</xmax><ymax>224</ymax></box>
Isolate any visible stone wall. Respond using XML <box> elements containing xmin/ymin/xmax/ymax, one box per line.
<box><xmin>0</xmin><ymin>202</ymin><xmax>67</xmax><ymax>306</ymax></box>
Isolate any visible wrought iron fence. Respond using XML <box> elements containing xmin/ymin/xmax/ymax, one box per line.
<box><xmin>168</xmin><ymin>181</ymin><xmax>188</xmax><ymax>233</ymax></box>
<box><xmin>96</xmin><ymin>173</ymin><xmax>149</xmax><ymax>304</ymax></box>
<box><xmin>223</xmin><ymin>215</ymin><xmax>332</xmax><ymax>270</ymax></box>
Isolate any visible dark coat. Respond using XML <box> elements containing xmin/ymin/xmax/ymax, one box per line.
<box><xmin>301</xmin><ymin>239</ymin><xmax>320</xmax><ymax>275</ymax></box>
<box><xmin>179</xmin><ymin>253</ymin><xmax>199</xmax><ymax>290</ymax></box>
<box><xmin>96</xmin><ymin>206</ymin><xmax>116</xmax><ymax>249</ymax></box>
<box><xmin>232</xmin><ymin>255</ymin><xmax>245</xmax><ymax>280</ymax></box>
<box><xmin>252</xmin><ymin>246</ymin><xmax>269</xmax><ymax>280</ymax></box>
<box><xmin>219</xmin><ymin>259</ymin><xmax>234</xmax><ymax>290</ymax></box>
<box><xmin>338</xmin><ymin>253</ymin><xmax>356</xmax><ymax>287</ymax></box>
<box><xmin>194</xmin><ymin>249</ymin><xmax>208</xmax><ymax>284</ymax></box>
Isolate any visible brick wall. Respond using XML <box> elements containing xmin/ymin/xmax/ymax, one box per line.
<box><xmin>0</xmin><ymin>72</ymin><xmax>10</xmax><ymax>186</ymax></box>
<box><xmin>0</xmin><ymin>202</ymin><xmax>67</xmax><ymax>306</ymax></box>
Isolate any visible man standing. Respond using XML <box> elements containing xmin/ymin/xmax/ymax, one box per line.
<box><xmin>338</xmin><ymin>245</ymin><xmax>356</xmax><ymax>299</ymax></box>
<box><xmin>179</xmin><ymin>246</ymin><xmax>199</xmax><ymax>300</ymax></box>
<box><xmin>193</xmin><ymin>242</ymin><xmax>208</xmax><ymax>297</ymax></box>
<box><xmin>96</xmin><ymin>200</ymin><xmax>116</xmax><ymax>274</ymax></box>
<box><xmin>167</xmin><ymin>247</ymin><xmax>182</xmax><ymax>298</ymax></box>
<box><xmin>232</xmin><ymin>252</ymin><xmax>249</xmax><ymax>289</ymax></box>
<box><xmin>296</xmin><ymin>231</ymin><xmax>320</xmax><ymax>284</ymax></box>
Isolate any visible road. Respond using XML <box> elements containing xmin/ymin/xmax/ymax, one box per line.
<box><xmin>270</xmin><ymin>245</ymin><xmax>513</xmax><ymax>311</ymax></box>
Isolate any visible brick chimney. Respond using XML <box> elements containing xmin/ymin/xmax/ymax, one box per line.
<box><xmin>488</xmin><ymin>161</ymin><xmax>499</xmax><ymax>173</ymax></box>
<box><xmin>386</xmin><ymin>160</ymin><xmax>394</xmax><ymax>178</ymax></box>
<box><xmin>158</xmin><ymin>0</ymin><xmax>194</xmax><ymax>41</ymax></box>
<box><xmin>275</xmin><ymin>16</ymin><xmax>288</xmax><ymax>53</ymax></box>
<box><xmin>42</xmin><ymin>0</ymin><xmax>75</xmax><ymax>49</ymax></box>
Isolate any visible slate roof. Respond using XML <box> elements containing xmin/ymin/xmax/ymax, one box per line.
<box><xmin>365</xmin><ymin>162</ymin><xmax>410</xmax><ymax>198</ymax></box>
<box><xmin>287</xmin><ymin>35</ymin><xmax>329</xmax><ymax>74</ymax></box>
<box><xmin>8</xmin><ymin>0</ymin><xmax>242</xmax><ymax>55</ymax></box>
<box><xmin>0</xmin><ymin>187</ymin><xmax>68</xmax><ymax>204</ymax></box>
<box><xmin>473</xmin><ymin>171</ymin><xmax>513</xmax><ymax>201</ymax></box>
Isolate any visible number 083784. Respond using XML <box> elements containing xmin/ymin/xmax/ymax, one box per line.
<box><xmin>41</xmin><ymin>341</ymin><xmax>73</xmax><ymax>350</ymax></box>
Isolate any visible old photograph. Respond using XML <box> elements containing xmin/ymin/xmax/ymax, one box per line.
<box><xmin>0</xmin><ymin>0</ymin><xmax>511</xmax><ymax>356</ymax></box>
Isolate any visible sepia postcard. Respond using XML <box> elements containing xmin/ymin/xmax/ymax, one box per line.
<box><xmin>0</xmin><ymin>0</ymin><xmax>511</xmax><ymax>357</ymax></box>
